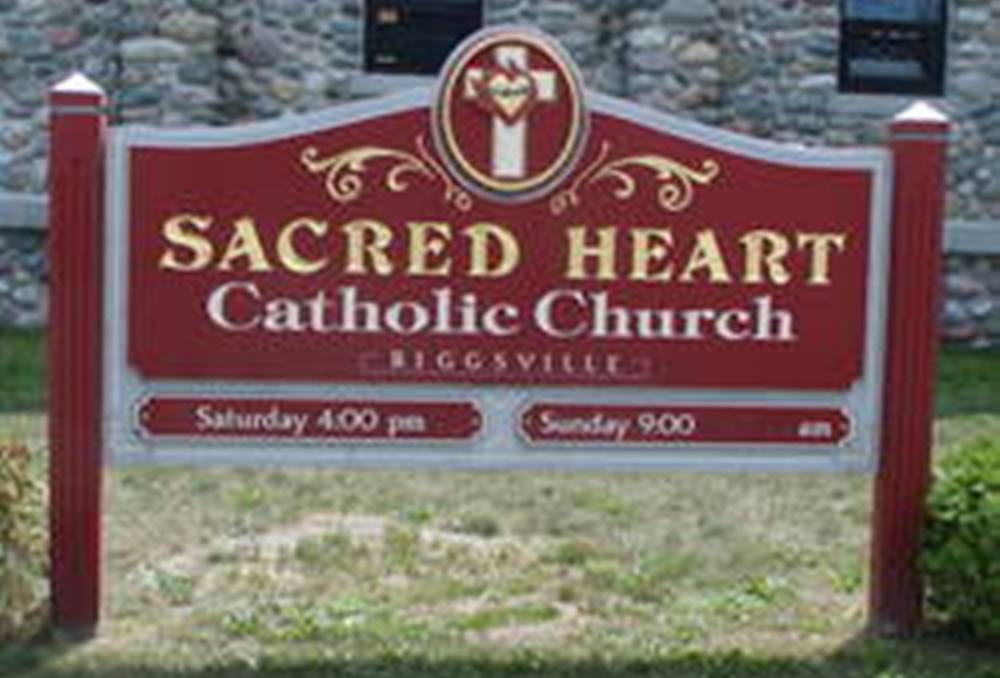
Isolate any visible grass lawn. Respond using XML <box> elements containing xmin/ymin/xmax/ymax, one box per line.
<box><xmin>0</xmin><ymin>329</ymin><xmax>45</xmax><ymax>412</ymax></box>
<box><xmin>1</xmin><ymin>336</ymin><xmax>998</xmax><ymax>677</ymax></box>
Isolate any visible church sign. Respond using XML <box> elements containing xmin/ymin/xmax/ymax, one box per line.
<box><xmin>48</xmin><ymin>27</ymin><xmax>949</xmax><ymax>637</ymax></box>
<box><xmin>113</xmin><ymin>28</ymin><xmax>889</xmax><ymax>467</ymax></box>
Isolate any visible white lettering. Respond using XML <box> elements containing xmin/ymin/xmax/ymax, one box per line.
<box><xmin>206</xmin><ymin>281</ymin><xmax>262</xmax><ymax>331</ymax></box>
<box><xmin>535</xmin><ymin>289</ymin><xmax>588</xmax><ymax>339</ymax></box>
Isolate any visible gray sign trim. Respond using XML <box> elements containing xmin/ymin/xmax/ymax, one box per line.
<box><xmin>103</xmin><ymin>84</ymin><xmax>892</xmax><ymax>474</ymax></box>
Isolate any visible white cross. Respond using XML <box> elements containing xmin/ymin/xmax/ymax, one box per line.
<box><xmin>463</xmin><ymin>46</ymin><xmax>557</xmax><ymax>180</ymax></box>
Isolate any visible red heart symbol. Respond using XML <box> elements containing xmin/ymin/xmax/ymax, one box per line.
<box><xmin>473</xmin><ymin>65</ymin><xmax>538</xmax><ymax>125</ymax></box>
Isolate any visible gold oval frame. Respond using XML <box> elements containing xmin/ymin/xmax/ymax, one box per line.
<box><xmin>432</xmin><ymin>27</ymin><xmax>589</xmax><ymax>202</ymax></box>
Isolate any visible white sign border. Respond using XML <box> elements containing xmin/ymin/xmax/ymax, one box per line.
<box><xmin>103</xmin><ymin>87</ymin><xmax>892</xmax><ymax>474</ymax></box>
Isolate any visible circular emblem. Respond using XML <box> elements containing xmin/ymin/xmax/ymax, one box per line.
<box><xmin>432</xmin><ymin>27</ymin><xmax>589</xmax><ymax>202</ymax></box>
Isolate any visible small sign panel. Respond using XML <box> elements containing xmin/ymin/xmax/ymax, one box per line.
<box><xmin>519</xmin><ymin>404</ymin><xmax>852</xmax><ymax>447</ymax></box>
<box><xmin>136</xmin><ymin>397</ymin><xmax>482</xmax><ymax>442</ymax></box>
<box><xmin>106</xmin><ymin>27</ymin><xmax>891</xmax><ymax>471</ymax></box>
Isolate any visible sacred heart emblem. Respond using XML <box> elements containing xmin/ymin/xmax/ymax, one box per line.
<box><xmin>475</xmin><ymin>66</ymin><xmax>539</xmax><ymax>125</ymax></box>
<box><xmin>433</xmin><ymin>27</ymin><xmax>589</xmax><ymax>201</ymax></box>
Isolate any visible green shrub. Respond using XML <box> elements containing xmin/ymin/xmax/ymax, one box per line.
<box><xmin>922</xmin><ymin>437</ymin><xmax>1000</xmax><ymax>641</ymax></box>
<box><xmin>0</xmin><ymin>440</ymin><xmax>48</xmax><ymax>640</ymax></box>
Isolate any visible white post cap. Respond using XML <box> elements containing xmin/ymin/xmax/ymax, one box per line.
<box><xmin>52</xmin><ymin>72</ymin><xmax>105</xmax><ymax>95</ymax></box>
<box><xmin>893</xmin><ymin>100</ymin><xmax>950</xmax><ymax>124</ymax></box>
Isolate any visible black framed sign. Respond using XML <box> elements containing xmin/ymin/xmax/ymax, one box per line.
<box><xmin>365</xmin><ymin>0</ymin><xmax>485</xmax><ymax>75</ymax></box>
<box><xmin>838</xmin><ymin>0</ymin><xmax>948</xmax><ymax>96</ymax></box>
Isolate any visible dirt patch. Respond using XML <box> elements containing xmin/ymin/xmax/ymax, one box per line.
<box><xmin>156</xmin><ymin>511</ymin><xmax>547</xmax><ymax>576</ymax></box>
<box><xmin>477</xmin><ymin>602</ymin><xmax>584</xmax><ymax>647</ymax></box>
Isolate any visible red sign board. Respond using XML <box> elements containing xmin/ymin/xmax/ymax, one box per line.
<box><xmin>137</xmin><ymin>397</ymin><xmax>481</xmax><ymax>442</ymax></box>
<box><xmin>125</xmin><ymin>28</ymin><xmax>875</xmax><ymax>392</ymax></box>
<box><xmin>104</xmin><ymin>24</ymin><xmax>891</xmax><ymax>473</ymax></box>
<box><xmin>519</xmin><ymin>403</ymin><xmax>851</xmax><ymax>446</ymax></box>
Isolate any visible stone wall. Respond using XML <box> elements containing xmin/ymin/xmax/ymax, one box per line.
<box><xmin>0</xmin><ymin>228</ymin><xmax>45</xmax><ymax>329</ymax></box>
<box><xmin>0</xmin><ymin>194</ymin><xmax>45</xmax><ymax>329</ymax></box>
<box><xmin>1</xmin><ymin>0</ymin><xmax>999</xmax><ymax>342</ymax></box>
<box><xmin>943</xmin><ymin>225</ymin><xmax>1000</xmax><ymax>347</ymax></box>
<box><xmin>944</xmin><ymin>255</ymin><xmax>1000</xmax><ymax>347</ymax></box>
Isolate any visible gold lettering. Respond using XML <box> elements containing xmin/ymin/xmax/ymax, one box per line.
<box><xmin>679</xmin><ymin>229</ymin><xmax>732</xmax><ymax>283</ymax></box>
<box><xmin>797</xmin><ymin>232</ymin><xmax>847</xmax><ymax>285</ymax></box>
<box><xmin>158</xmin><ymin>214</ymin><xmax>214</xmax><ymax>272</ymax></box>
<box><xmin>276</xmin><ymin>217</ymin><xmax>329</xmax><ymax>275</ymax></box>
<box><xmin>566</xmin><ymin>226</ymin><xmax>616</xmax><ymax>280</ymax></box>
<box><xmin>629</xmin><ymin>228</ymin><xmax>674</xmax><ymax>281</ymax></box>
<box><xmin>741</xmin><ymin>229</ymin><xmax>791</xmax><ymax>285</ymax></box>
<box><xmin>218</xmin><ymin>217</ymin><xmax>273</xmax><ymax>272</ymax></box>
<box><xmin>342</xmin><ymin>219</ymin><xmax>394</xmax><ymax>275</ymax></box>
<box><xmin>407</xmin><ymin>222</ymin><xmax>452</xmax><ymax>276</ymax></box>
<box><xmin>465</xmin><ymin>222</ymin><xmax>519</xmax><ymax>277</ymax></box>
<box><xmin>161</xmin><ymin>214</ymin><xmax>846</xmax><ymax>285</ymax></box>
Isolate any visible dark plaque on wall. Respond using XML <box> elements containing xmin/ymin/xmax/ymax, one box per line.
<box><xmin>838</xmin><ymin>0</ymin><xmax>948</xmax><ymax>96</ymax></box>
<box><xmin>365</xmin><ymin>1</ymin><xmax>484</xmax><ymax>75</ymax></box>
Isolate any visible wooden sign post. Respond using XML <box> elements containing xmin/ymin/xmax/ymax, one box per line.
<box><xmin>47</xmin><ymin>28</ymin><xmax>949</xmax><ymax>638</ymax></box>
<box><xmin>48</xmin><ymin>74</ymin><xmax>107</xmax><ymax>636</ymax></box>
<box><xmin>870</xmin><ymin>103</ymin><xmax>950</xmax><ymax>637</ymax></box>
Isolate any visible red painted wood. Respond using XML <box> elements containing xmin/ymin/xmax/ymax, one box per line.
<box><xmin>48</xmin><ymin>76</ymin><xmax>107</xmax><ymax>635</ymax></box>
<box><xmin>519</xmin><ymin>403</ymin><xmax>851</xmax><ymax>446</ymax></box>
<box><xmin>869</xmin><ymin>105</ymin><xmax>950</xmax><ymax>637</ymax></box>
<box><xmin>125</xmin><ymin>113</ymin><xmax>875</xmax><ymax>392</ymax></box>
<box><xmin>136</xmin><ymin>397</ymin><xmax>482</xmax><ymax>441</ymax></box>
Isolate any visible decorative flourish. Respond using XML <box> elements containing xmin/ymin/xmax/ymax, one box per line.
<box><xmin>300</xmin><ymin>135</ymin><xmax>473</xmax><ymax>212</ymax></box>
<box><xmin>549</xmin><ymin>141</ymin><xmax>720</xmax><ymax>215</ymax></box>
<box><xmin>594</xmin><ymin>154</ymin><xmax>720</xmax><ymax>212</ymax></box>
<box><xmin>549</xmin><ymin>141</ymin><xmax>612</xmax><ymax>215</ymax></box>
<box><xmin>413</xmin><ymin>135</ymin><xmax>473</xmax><ymax>212</ymax></box>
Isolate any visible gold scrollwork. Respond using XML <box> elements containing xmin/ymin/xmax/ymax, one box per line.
<box><xmin>550</xmin><ymin>141</ymin><xmax>720</xmax><ymax>215</ymax></box>
<box><xmin>300</xmin><ymin>134</ymin><xmax>473</xmax><ymax>212</ymax></box>
<box><xmin>549</xmin><ymin>141</ymin><xmax>612</xmax><ymax>215</ymax></box>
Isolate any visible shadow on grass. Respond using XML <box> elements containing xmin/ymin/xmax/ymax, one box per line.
<box><xmin>934</xmin><ymin>348</ymin><xmax>1000</xmax><ymax>418</ymax></box>
<box><xmin>0</xmin><ymin>329</ymin><xmax>46</xmax><ymax>413</ymax></box>
<box><xmin>3</xmin><ymin>633</ymin><xmax>999</xmax><ymax>678</ymax></box>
